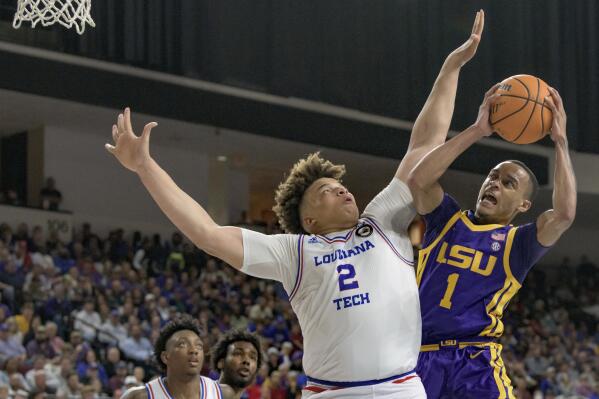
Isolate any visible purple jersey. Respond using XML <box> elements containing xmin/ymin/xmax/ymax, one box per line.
<box><xmin>417</xmin><ymin>194</ymin><xmax>550</xmax><ymax>344</ymax></box>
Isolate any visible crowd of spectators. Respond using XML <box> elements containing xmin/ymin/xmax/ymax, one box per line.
<box><xmin>0</xmin><ymin>219</ymin><xmax>596</xmax><ymax>399</ymax></box>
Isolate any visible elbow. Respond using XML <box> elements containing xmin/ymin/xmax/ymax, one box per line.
<box><xmin>557</xmin><ymin>207</ymin><xmax>576</xmax><ymax>228</ymax></box>
<box><xmin>407</xmin><ymin>170</ymin><xmax>423</xmax><ymax>192</ymax></box>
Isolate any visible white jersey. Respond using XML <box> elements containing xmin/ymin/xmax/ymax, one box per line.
<box><xmin>241</xmin><ymin>178</ymin><xmax>421</xmax><ymax>384</ymax></box>
<box><xmin>145</xmin><ymin>376</ymin><xmax>222</xmax><ymax>399</ymax></box>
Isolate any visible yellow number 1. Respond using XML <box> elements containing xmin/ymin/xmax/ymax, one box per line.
<box><xmin>440</xmin><ymin>273</ymin><xmax>459</xmax><ymax>309</ymax></box>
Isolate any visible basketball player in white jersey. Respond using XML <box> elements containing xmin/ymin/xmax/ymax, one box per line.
<box><xmin>211</xmin><ymin>329</ymin><xmax>262</xmax><ymax>398</ymax></box>
<box><xmin>108</xmin><ymin>11</ymin><xmax>486</xmax><ymax>397</ymax></box>
<box><xmin>121</xmin><ymin>316</ymin><xmax>259</xmax><ymax>399</ymax></box>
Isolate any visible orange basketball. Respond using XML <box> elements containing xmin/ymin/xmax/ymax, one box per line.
<box><xmin>489</xmin><ymin>74</ymin><xmax>553</xmax><ymax>144</ymax></box>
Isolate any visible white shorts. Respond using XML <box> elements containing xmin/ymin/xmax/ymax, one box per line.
<box><xmin>302</xmin><ymin>373</ymin><xmax>426</xmax><ymax>399</ymax></box>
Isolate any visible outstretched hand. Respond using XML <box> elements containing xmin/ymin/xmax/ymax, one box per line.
<box><xmin>544</xmin><ymin>87</ymin><xmax>567</xmax><ymax>145</ymax></box>
<box><xmin>105</xmin><ymin>108</ymin><xmax>157</xmax><ymax>173</ymax></box>
<box><xmin>446</xmin><ymin>9</ymin><xmax>485</xmax><ymax>68</ymax></box>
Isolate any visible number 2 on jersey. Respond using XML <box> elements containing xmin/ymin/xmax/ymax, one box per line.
<box><xmin>440</xmin><ymin>273</ymin><xmax>459</xmax><ymax>309</ymax></box>
<box><xmin>337</xmin><ymin>264</ymin><xmax>359</xmax><ymax>291</ymax></box>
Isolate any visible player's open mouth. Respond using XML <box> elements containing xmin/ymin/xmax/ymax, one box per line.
<box><xmin>480</xmin><ymin>192</ymin><xmax>497</xmax><ymax>206</ymax></box>
<box><xmin>238</xmin><ymin>368</ymin><xmax>250</xmax><ymax>377</ymax></box>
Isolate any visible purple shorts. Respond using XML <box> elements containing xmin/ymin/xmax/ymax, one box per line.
<box><xmin>415</xmin><ymin>343</ymin><xmax>515</xmax><ymax>399</ymax></box>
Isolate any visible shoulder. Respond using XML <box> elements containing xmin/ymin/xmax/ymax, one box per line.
<box><xmin>217</xmin><ymin>383</ymin><xmax>236</xmax><ymax>399</ymax></box>
<box><xmin>120</xmin><ymin>386</ymin><xmax>148</xmax><ymax>399</ymax></box>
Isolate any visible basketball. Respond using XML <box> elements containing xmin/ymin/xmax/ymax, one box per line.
<box><xmin>489</xmin><ymin>74</ymin><xmax>553</xmax><ymax>144</ymax></box>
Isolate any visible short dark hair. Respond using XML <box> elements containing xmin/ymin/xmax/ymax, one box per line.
<box><xmin>210</xmin><ymin>329</ymin><xmax>263</xmax><ymax>372</ymax></box>
<box><xmin>506</xmin><ymin>160</ymin><xmax>539</xmax><ymax>201</ymax></box>
<box><xmin>154</xmin><ymin>315</ymin><xmax>202</xmax><ymax>372</ymax></box>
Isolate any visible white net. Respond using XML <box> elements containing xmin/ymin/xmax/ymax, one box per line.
<box><xmin>13</xmin><ymin>0</ymin><xmax>95</xmax><ymax>35</ymax></box>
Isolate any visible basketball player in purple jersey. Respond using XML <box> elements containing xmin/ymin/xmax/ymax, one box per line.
<box><xmin>407</xmin><ymin>84</ymin><xmax>576</xmax><ymax>398</ymax></box>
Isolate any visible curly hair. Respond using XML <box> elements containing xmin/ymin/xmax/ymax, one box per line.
<box><xmin>154</xmin><ymin>314</ymin><xmax>202</xmax><ymax>372</ymax></box>
<box><xmin>273</xmin><ymin>152</ymin><xmax>346</xmax><ymax>234</ymax></box>
<box><xmin>210</xmin><ymin>329</ymin><xmax>263</xmax><ymax>372</ymax></box>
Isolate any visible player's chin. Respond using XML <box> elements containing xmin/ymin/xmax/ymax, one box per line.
<box><xmin>475</xmin><ymin>204</ymin><xmax>492</xmax><ymax>217</ymax></box>
<box><xmin>230</xmin><ymin>373</ymin><xmax>255</xmax><ymax>387</ymax></box>
<box><xmin>183</xmin><ymin>363</ymin><xmax>202</xmax><ymax>375</ymax></box>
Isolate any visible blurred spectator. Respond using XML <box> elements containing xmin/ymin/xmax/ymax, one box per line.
<box><xmin>74</xmin><ymin>299</ymin><xmax>102</xmax><ymax>342</ymax></box>
<box><xmin>262</xmin><ymin>370</ymin><xmax>286</xmax><ymax>399</ymax></box>
<box><xmin>119</xmin><ymin>324</ymin><xmax>152</xmax><ymax>363</ymax></box>
<box><xmin>0</xmin><ymin>323</ymin><xmax>25</xmax><ymax>361</ymax></box>
<box><xmin>56</xmin><ymin>371</ymin><xmax>81</xmax><ymax>398</ymax></box>
<box><xmin>0</xmin><ymin>188</ymin><xmax>21</xmax><ymax>207</ymax></box>
<box><xmin>103</xmin><ymin>347</ymin><xmax>122</xmax><ymax>379</ymax></box>
<box><xmin>98</xmin><ymin>311</ymin><xmax>127</xmax><ymax>347</ymax></box>
<box><xmin>40</xmin><ymin>177</ymin><xmax>62</xmax><ymax>211</ymax></box>
<box><xmin>26</xmin><ymin>324</ymin><xmax>56</xmax><ymax>359</ymax></box>
<box><xmin>107</xmin><ymin>361</ymin><xmax>127</xmax><ymax>394</ymax></box>
<box><xmin>13</xmin><ymin>302</ymin><xmax>33</xmax><ymax>336</ymax></box>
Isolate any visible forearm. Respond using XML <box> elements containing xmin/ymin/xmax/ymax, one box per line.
<box><xmin>552</xmin><ymin>138</ymin><xmax>577</xmax><ymax>221</ymax></box>
<box><xmin>137</xmin><ymin>158</ymin><xmax>218</xmax><ymax>247</ymax></box>
<box><xmin>409</xmin><ymin>124</ymin><xmax>484</xmax><ymax>189</ymax></box>
<box><xmin>409</xmin><ymin>60</ymin><xmax>461</xmax><ymax>150</ymax></box>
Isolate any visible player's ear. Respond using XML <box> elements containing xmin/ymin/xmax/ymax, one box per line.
<box><xmin>217</xmin><ymin>358</ymin><xmax>224</xmax><ymax>371</ymax></box>
<box><xmin>160</xmin><ymin>351</ymin><xmax>168</xmax><ymax>366</ymax></box>
<box><xmin>517</xmin><ymin>199</ymin><xmax>531</xmax><ymax>213</ymax></box>
<box><xmin>302</xmin><ymin>216</ymin><xmax>316</xmax><ymax>232</ymax></box>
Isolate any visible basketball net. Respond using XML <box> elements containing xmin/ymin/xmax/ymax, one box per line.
<box><xmin>13</xmin><ymin>0</ymin><xmax>95</xmax><ymax>35</ymax></box>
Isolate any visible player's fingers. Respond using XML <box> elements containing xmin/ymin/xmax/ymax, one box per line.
<box><xmin>142</xmin><ymin>122</ymin><xmax>158</xmax><ymax>141</ymax></box>
<box><xmin>112</xmin><ymin>125</ymin><xmax>119</xmax><ymax>143</ymax></box>
<box><xmin>468</xmin><ymin>34</ymin><xmax>481</xmax><ymax>48</ymax></box>
<box><xmin>485</xmin><ymin>83</ymin><xmax>501</xmax><ymax>97</ymax></box>
<box><xmin>105</xmin><ymin>143</ymin><xmax>116</xmax><ymax>154</ymax></box>
<box><xmin>471</xmin><ymin>10</ymin><xmax>480</xmax><ymax>35</ymax></box>
<box><xmin>485</xmin><ymin>93</ymin><xmax>501</xmax><ymax>105</ymax></box>
<box><xmin>117</xmin><ymin>113</ymin><xmax>125</xmax><ymax>134</ymax></box>
<box><xmin>473</xmin><ymin>10</ymin><xmax>484</xmax><ymax>37</ymax></box>
<box><xmin>550</xmin><ymin>87</ymin><xmax>564</xmax><ymax>111</ymax></box>
<box><xmin>544</xmin><ymin>95</ymin><xmax>558</xmax><ymax>116</ymax></box>
<box><xmin>124</xmin><ymin>107</ymin><xmax>134</xmax><ymax>135</ymax></box>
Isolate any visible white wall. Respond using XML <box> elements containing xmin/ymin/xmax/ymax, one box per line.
<box><xmin>43</xmin><ymin>125</ymin><xmax>248</xmax><ymax>238</ymax></box>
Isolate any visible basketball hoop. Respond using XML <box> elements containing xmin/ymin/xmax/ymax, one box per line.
<box><xmin>13</xmin><ymin>0</ymin><xmax>95</xmax><ymax>35</ymax></box>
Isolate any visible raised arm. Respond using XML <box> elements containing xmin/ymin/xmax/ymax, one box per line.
<box><xmin>105</xmin><ymin>108</ymin><xmax>243</xmax><ymax>269</ymax></box>
<box><xmin>407</xmin><ymin>85</ymin><xmax>500</xmax><ymax>214</ymax></box>
<box><xmin>535</xmin><ymin>88</ymin><xmax>576</xmax><ymax>246</ymax></box>
<box><xmin>395</xmin><ymin>10</ymin><xmax>485</xmax><ymax>182</ymax></box>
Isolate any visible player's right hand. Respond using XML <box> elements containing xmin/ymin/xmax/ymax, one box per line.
<box><xmin>446</xmin><ymin>9</ymin><xmax>484</xmax><ymax>68</ymax></box>
<box><xmin>105</xmin><ymin>108</ymin><xmax>157</xmax><ymax>173</ymax></box>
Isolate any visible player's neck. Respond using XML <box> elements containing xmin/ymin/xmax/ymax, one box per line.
<box><xmin>473</xmin><ymin>213</ymin><xmax>509</xmax><ymax>226</ymax></box>
<box><xmin>163</xmin><ymin>374</ymin><xmax>200</xmax><ymax>398</ymax></box>
<box><xmin>218</xmin><ymin>380</ymin><xmax>243</xmax><ymax>399</ymax></box>
<box><xmin>311</xmin><ymin>222</ymin><xmax>356</xmax><ymax>236</ymax></box>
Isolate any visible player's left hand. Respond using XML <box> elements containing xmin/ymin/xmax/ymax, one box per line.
<box><xmin>446</xmin><ymin>9</ymin><xmax>485</xmax><ymax>68</ymax></box>
<box><xmin>473</xmin><ymin>83</ymin><xmax>501</xmax><ymax>136</ymax></box>
<box><xmin>544</xmin><ymin>87</ymin><xmax>567</xmax><ymax>144</ymax></box>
